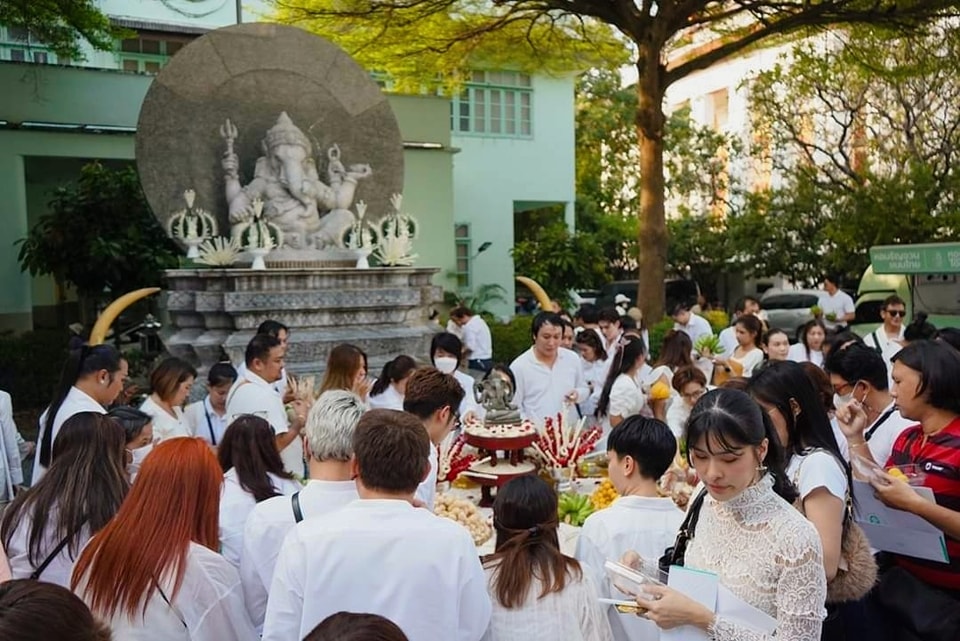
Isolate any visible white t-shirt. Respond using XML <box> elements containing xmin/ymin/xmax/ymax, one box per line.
<box><xmin>6</xmin><ymin>505</ymin><xmax>91</xmax><ymax>587</ymax></box>
<box><xmin>139</xmin><ymin>395</ymin><xmax>191</xmax><ymax>442</ymax></box>
<box><xmin>184</xmin><ymin>396</ymin><xmax>230</xmax><ymax>447</ymax></box>
<box><xmin>226</xmin><ymin>371</ymin><xmax>303</xmax><ymax>477</ymax></box>
<box><xmin>480</xmin><ymin>563</ymin><xmax>613</xmax><ymax>641</ymax></box>
<box><xmin>0</xmin><ymin>391</ymin><xmax>23</xmax><ymax>502</ymax></box>
<box><xmin>729</xmin><ymin>348</ymin><xmax>764</xmax><ymax>379</ymax></box>
<box><xmin>453</xmin><ymin>370</ymin><xmax>484</xmax><ymax>418</ymax></box>
<box><xmin>462</xmin><ymin>316</ymin><xmax>493</xmax><ymax>361</ymax></box>
<box><xmin>866</xmin><ymin>327</ymin><xmax>905</xmax><ymax>385</ymax></box>
<box><xmin>78</xmin><ymin>542</ymin><xmax>258</xmax><ymax>641</ymax></box>
<box><xmin>262</xmin><ymin>499</ymin><xmax>491</xmax><ymax>641</ymax></box>
<box><xmin>717</xmin><ymin>326</ymin><xmax>738</xmax><ymax>358</ymax></box>
<box><xmin>510</xmin><ymin>348</ymin><xmax>589</xmax><ymax>424</ymax></box>
<box><xmin>240</xmin><ymin>479</ymin><xmax>358</xmax><ymax>632</ymax></box>
<box><xmin>575</xmin><ymin>496</ymin><xmax>685</xmax><ymax>641</ymax></box>
<box><xmin>414</xmin><ymin>445</ymin><xmax>439</xmax><ymax>511</ymax></box>
<box><xmin>864</xmin><ymin>404</ymin><xmax>915</xmax><ymax>466</ymax></box>
<box><xmin>787</xmin><ymin>343</ymin><xmax>824</xmax><ymax>368</ymax></box>
<box><xmin>219</xmin><ymin>468</ymin><xmax>301</xmax><ymax>568</ymax></box>
<box><xmin>673</xmin><ymin>314</ymin><xmax>713</xmax><ymax>344</ymax></box>
<box><xmin>818</xmin><ymin>291</ymin><xmax>856</xmax><ymax>331</ymax></box>
<box><xmin>605</xmin><ymin>375</ymin><xmax>644</xmax><ymax>424</ymax></box>
<box><xmin>786</xmin><ymin>450</ymin><xmax>848</xmax><ymax>502</ymax></box>
<box><xmin>666</xmin><ymin>401</ymin><xmax>691</xmax><ymax>440</ymax></box>
<box><xmin>34</xmin><ymin>386</ymin><xmax>105</xmax><ymax>485</ymax></box>
<box><xmin>368</xmin><ymin>384</ymin><xmax>404</xmax><ymax>411</ymax></box>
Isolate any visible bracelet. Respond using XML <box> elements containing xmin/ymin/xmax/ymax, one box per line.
<box><xmin>849</xmin><ymin>440</ymin><xmax>868</xmax><ymax>449</ymax></box>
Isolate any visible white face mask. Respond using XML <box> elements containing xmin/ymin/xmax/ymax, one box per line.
<box><xmin>128</xmin><ymin>443</ymin><xmax>154</xmax><ymax>479</ymax></box>
<box><xmin>834</xmin><ymin>392</ymin><xmax>853</xmax><ymax>408</ymax></box>
<box><xmin>434</xmin><ymin>356</ymin><xmax>458</xmax><ymax>375</ymax></box>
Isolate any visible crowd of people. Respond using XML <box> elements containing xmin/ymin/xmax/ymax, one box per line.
<box><xmin>0</xmin><ymin>287</ymin><xmax>958</xmax><ymax>641</ymax></box>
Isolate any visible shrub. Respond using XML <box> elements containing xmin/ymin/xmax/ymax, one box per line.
<box><xmin>703</xmin><ymin>309</ymin><xmax>730</xmax><ymax>334</ymax></box>
<box><xmin>0</xmin><ymin>330</ymin><xmax>70</xmax><ymax>411</ymax></box>
<box><xmin>646</xmin><ymin>317</ymin><xmax>675</xmax><ymax>361</ymax></box>
<box><xmin>491</xmin><ymin>316</ymin><xmax>533</xmax><ymax>365</ymax></box>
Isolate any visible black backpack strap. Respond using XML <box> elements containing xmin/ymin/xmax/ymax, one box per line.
<box><xmin>29</xmin><ymin>533</ymin><xmax>74</xmax><ymax>580</ymax></box>
<box><xmin>291</xmin><ymin>491</ymin><xmax>304</xmax><ymax>523</ymax></box>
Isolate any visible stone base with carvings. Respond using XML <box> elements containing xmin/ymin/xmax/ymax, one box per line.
<box><xmin>161</xmin><ymin>266</ymin><xmax>442</xmax><ymax>376</ymax></box>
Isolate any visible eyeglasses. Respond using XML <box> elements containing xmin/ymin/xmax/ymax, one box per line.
<box><xmin>832</xmin><ymin>382</ymin><xmax>856</xmax><ymax>396</ymax></box>
<box><xmin>681</xmin><ymin>388</ymin><xmax>706</xmax><ymax>402</ymax></box>
<box><xmin>885</xmin><ymin>310</ymin><xmax>907</xmax><ymax>317</ymax></box>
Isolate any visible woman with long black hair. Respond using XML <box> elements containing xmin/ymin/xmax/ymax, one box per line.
<box><xmin>33</xmin><ymin>344</ymin><xmax>127</xmax><ymax>484</ymax></box>
<box><xmin>595</xmin><ymin>337</ymin><xmax>647</xmax><ymax>441</ymax></box>
<box><xmin>482</xmin><ymin>475</ymin><xmax>612</xmax><ymax>641</ymax></box>
<box><xmin>1</xmin><ymin>412</ymin><xmax>128</xmax><ymax>586</ymax></box>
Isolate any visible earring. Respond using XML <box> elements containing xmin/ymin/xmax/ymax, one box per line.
<box><xmin>756</xmin><ymin>464</ymin><xmax>768</xmax><ymax>473</ymax></box>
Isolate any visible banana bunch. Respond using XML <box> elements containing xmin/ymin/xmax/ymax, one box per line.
<box><xmin>591</xmin><ymin>479</ymin><xmax>620</xmax><ymax>511</ymax></box>
<box><xmin>558</xmin><ymin>492</ymin><xmax>594</xmax><ymax>526</ymax></box>
<box><xmin>693</xmin><ymin>334</ymin><xmax>725</xmax><ymax>357</ymax></box>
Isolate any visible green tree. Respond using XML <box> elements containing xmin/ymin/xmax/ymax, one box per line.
<box><xmin>0</xmin><ymin>0</ymin><xmax>117</xmax><ymax>60</ymax></box>
<box><xmin>510</xmin><ymin>220</ymin><xmax>609</xmax><ymax>303</ymax></box>
<box><xmin>16</xmin><ymin>162</ymin><xmax>180</xmax><ymax>323</ymax></box>
<box><xmin>270</xmin><ymin>0</ymin><xmax>960</xmax><ymax>322</ymax></box>
<box><xmin>747</xmin><ymin>24</ymin><xmax>960</xmax><ymax>283</ymax></box>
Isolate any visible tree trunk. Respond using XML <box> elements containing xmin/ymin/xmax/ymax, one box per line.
<box><xmin>635</xmin><ymin>57</ymin><xmax>668</xmax><ymax>325</ymax></box>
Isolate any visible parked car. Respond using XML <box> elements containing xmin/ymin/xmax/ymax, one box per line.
<box><xmin>760</xmin><ymin>289</ymin><xmax>821</xmax><ymax>342</ymax></box>
<box><xmin>594</xmin><ymin>279</ymin><xmax>701</xmax><ymax>313</ymax></box>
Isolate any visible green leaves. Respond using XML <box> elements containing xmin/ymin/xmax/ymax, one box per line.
<box><xmin>0</xmin><ymin>0</ymin><xmax>119</xmax><ymax>60</ymax></box>
<box><xmin>15</xmin><ymin>162</ymin><xmax>180</xmax><ymax>307</ymax></box>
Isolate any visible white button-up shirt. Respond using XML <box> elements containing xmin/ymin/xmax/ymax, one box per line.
<box><xmin>34</xmin><ymin>386</ymin><xmax>105</xmax><ymax>485</ymax></box>
<box><xmin>262</xmin><ymin>499</ymin><xmax>491</xmax><ymax>641</ymax></box>
<box><xmin>509</xmin><ymin>347</ymin><xmax>589</xmax><ymax>424</ymax></box>
<box><xmin>219</xmin><ymin>469</ymin><xmax>301</xmax><ymax>569</ymax></box>
<box><xmin>0</xmin><ymin>391</ymin><xmax>23</xmax><ymax>502</ymax></box>
<box><xmin>462</xmin><ymin>316</ymin><xmax>493</xmax><ymax>360</ymax></box>
<box><xmin>185</xmin><ymin>396</ymin><xmax>230</xmax><ymax>446</ymax></box>
<box><xmin>226</xmin><ymin>371</ymin><xmax>303</xmax><ymax>476</ymax></box>
<box><xmin>673</xmin><ymin>313</ymin><xmax>713</xmax><ymax>344</ymax></box>
<box><xmin>240</xmin><ymin>479</ymin><xmax>358</xmax><ymax>632</ymax></box>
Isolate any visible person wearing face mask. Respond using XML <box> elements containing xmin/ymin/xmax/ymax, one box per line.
<box><xmin>33</xmin><ymin>344</ymin><xmax>128</xmax><ymax>485</ymax></box>
<box><xmin>403</xmin><ymin>368</ymin><xmax>465</xmax><ymax>511</ymax></box>
<box><xmin>185</xmin><ymin>362</ymin><xmax>239</xmax><ymax>448</ymax></box>
<box><xmin>430</xmin><ymin>332</ymin><xmax>483</xmax><ymax>418</ymax></box>
<box><xmin>826</xmin><ymin>342</ymin><xmax>914</xmax><ymax>468</ymax></box>
<box><xmin>622</xmin><ymin>389</ymin><xmax>825</xmax><ymax>640</ymax></box>
<box><xmin>510</xmin><ymin>313</ymin><xmax>589</xmax><ymax>425</ymax></box>
<box><xmin>139</xmin><ymin>357</ymin><xmax>197</xmax><ymax>442</ymax></box>
<box><xmin>107</xmin><ymin>406</ymin><xmax>155</xmax><ymax>481</ymax></box>
<box><xmin>1</xmin><ymin>413</ymin><xmax>128</xmax><ymax>587</ymax></box>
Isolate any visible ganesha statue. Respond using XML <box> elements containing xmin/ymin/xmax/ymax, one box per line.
<box><xmin>221</xmin><ymin>112</ymin><xmax>372</xmax><ymax>250</ymax></box>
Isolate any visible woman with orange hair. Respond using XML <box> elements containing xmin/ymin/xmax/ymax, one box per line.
<box><xmin>72</xmin><ymin>438</ymin><xmax>257</xmax><ymax>639</ymax></box>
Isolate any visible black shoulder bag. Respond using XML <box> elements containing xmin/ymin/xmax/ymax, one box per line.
<box><xmin>658</xmin><ymin>488</ymin><xmax>708</xmax><ymax>578</ymax></box>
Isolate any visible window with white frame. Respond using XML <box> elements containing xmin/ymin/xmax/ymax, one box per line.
<box><xmin>454</xmin><ymin>223</ymin><xmax>471</xmax><ymax>289</ymax></box>
<box><xmin>117</xmin><ymin>35</ymin><xmax>188</xmax><ymax>74</ymax></box>
<box><xmin>0</xmin><ymin>26</ymin><xmax>59</xmax><ymax>64</ymax></box>
<box><xmin>451</xmin><ymin>71</ymin><xmax>532</xmax><ymax>138</ymax></box>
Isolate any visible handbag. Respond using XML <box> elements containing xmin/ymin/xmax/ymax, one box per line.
<box><xmin>658</xmin><ymin>487</ymin><xmax>708</xmax><ymax>578</ymax></box>
<box><xmin>875</xmin><ymin>566</ymin><xmax>960</xmax><ymax>641</ymax></box>
<box><xmin>792</xmin><ymin>450</ymin><xmax>877</xmax><ymax>603</ymax></box>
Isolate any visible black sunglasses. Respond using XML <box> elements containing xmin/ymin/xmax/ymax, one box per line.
<box><xmin>885</xmin><ymin>310</ymin><xmax>907</xmax><ymax>317</ymax></box>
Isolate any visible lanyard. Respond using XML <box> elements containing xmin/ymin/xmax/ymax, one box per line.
<box><xmin>865</xmin><ymin>408</ymin><xmax>896</xmax><ymax>441</ymax></box>
<box><xmin>203</xmin><ymin>406</ymin><xmax>218</xmax><ymax>446</ymax></box>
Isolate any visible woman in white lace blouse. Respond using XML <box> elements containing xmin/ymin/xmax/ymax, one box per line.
<box><xmin>633</xmin><ymin>388</ymin><xmax>827</xmax><ymax>640</ymax></box>
<box><xmin>482</xmin><ymin>476</ymin><xmax>613</xmax><ymax>641</ymax></box>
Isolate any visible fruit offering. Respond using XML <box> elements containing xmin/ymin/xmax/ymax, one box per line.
<box><xmin>558</xmin><ymin>492</ymin><xmax>594</xmax><ymax>526</ymax></box>
<box><xmin>887</xmin><ymin>467</ymin><xmax>908</xmax><ymax>481</ymax></box>
<box><xmin>810</xmin><ymin>305</ymin><xmax>822</xmax><ymax>317</ymax></box>
<box><xmin>591</xmin><ymin>479</ymin><xmax>620</xmax><ymax>511</ymax></box>
<box><xmin>649</xmin><ymin>381</ymin><xmax>672</xmax><ymax>401</ymax></box>
<box><xmin>434</xmin><ymin>493</ymin><xmax>492</xmax><ymax>546</ymax></box>
<box><xmin>693</xmin><ymin>334</ymin><xmax>724</xmax><ymax>357</ymax></box>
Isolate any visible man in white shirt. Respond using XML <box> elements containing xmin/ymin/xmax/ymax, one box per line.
<box><xmin>599</xmin><ymin>307</ymin><xmax>625</xmax><ymax>359</ymax></box>
<box><xmin>670</xmin><ymin>303</ymin><xmax>713</xmax><ymax>344</ymax></box>
<box><xmin>236</xmin><ymin>320</ymin><xmax>291</xmax><ymax>399</ymax></box>
<box><xmin>226</xmin><ymin>334</ymin><xmax>309</xmax><ymax>476</ymax></box>
<box><xmin>240</xmin><ymin>389</ymin><xmax>365</xmax><ymax>632</ymax></box>
<box><xmin>576</xmin><ymin>417</ymin><xmax>684</xmax><ymax>641</ymax></box>
<box><xmin>826</xmin><ymin>342</ymin><xmax>914</xmax><ymax>467</ymax></box>
<box><xmin>510</xmin><ymin>312</ymin><xmax>590</xmax><ymax>424</ymax></box>
<box><xmin>819</xmin><ymin>275</ymin><xmax>856</xmax><ymax>332</ymax></box>
<box><xmin>263</xmin><ymin>409</ymin><xmax>491</xmax><ymax>641</ymax></box>
<box><xmin>402</xmin><ymin>368</ymin><xmax>465</xmax><ymax>511</ymax></box>
<box><xmin>450</xmin><ymin>306</ymin><xmax>493</xmax><ymax>373</ymax></box>
<box><xmin>718</xmin><ymin>296</ymin><xmax>760</xmax><ymax>356</ymax></box>
<box><xmin>864</xmin><ymin>295</ymin><xmax>906</xmax><ymax>373</ymax></box>
<box><xmin>0</xmin><ymin>391</ymin><xmax>23</xmax><ymax>505</ymax></box>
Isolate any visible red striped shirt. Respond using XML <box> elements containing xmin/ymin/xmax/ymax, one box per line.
<box><xmin>886</xmin><ymin>417</ymin><xmax>960</xmax><ymax>591</ymax></box>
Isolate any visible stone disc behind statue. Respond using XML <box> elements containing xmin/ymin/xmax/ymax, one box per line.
<box><xmin>136</xmin><ymin>22</ymin><xmax>404</xmax><ymax>260</ymax></box>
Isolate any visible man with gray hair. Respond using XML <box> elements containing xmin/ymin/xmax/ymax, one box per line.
<box><xmin>239</xmin><ymin>389</ymin><xmax>365</xmax><ymax>632</ymax></box>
